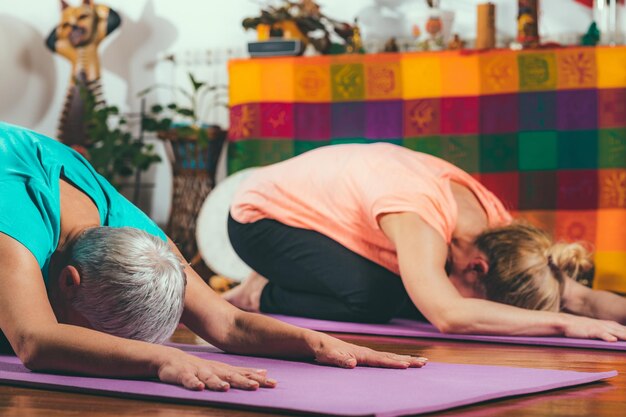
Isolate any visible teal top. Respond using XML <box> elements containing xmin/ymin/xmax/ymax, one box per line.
<box><xmin>0</xmin><ymin>122</ymin><xmax>166</xmax><ymax>283</ymax></box>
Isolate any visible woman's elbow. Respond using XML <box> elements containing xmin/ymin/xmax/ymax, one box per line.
<box><xmin>432</xmin><ymin>312</ymin><xmax>474</xmax><ymax>334</ymax></box>
<box><xmin>13</xmin><ymin>331</ymin><xmax>46</xmax><ymax>370</ymax></box>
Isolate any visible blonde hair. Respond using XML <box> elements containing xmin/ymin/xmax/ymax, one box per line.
<box><xmin>474</xmin><ymin>223</ymin><xmax>593</xmax><ymax>312</ymax></box>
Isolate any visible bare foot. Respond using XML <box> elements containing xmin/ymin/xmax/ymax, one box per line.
<box><xmin>222</xmin><ymin>272</ymin><xmax>268</xmax><ymax>312</ymax></box>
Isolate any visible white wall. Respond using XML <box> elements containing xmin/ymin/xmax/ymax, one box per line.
<box><xmin>0</xmin><ymin>0</ymin><xmax>611</xmax><ymax>224</ymax></box>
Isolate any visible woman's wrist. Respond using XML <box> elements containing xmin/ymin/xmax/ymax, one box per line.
<box><xmin>301</xmin><ymin>329</ymin><xmax>328</xmax><ymax>358</ymax></box>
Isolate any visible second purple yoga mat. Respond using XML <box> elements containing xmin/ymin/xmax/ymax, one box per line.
<box><xmin>269</xmin><ymin>315</ymin><xmax>626</xmax><ymax>351</ymax></box>
<box><xmin>0</xmin><ymin>344</ymin><xmax>616</xmax><ymax>417</ymax></box>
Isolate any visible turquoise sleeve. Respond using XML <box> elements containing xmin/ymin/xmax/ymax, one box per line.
<box><xmin>0</xmin><ymin>181</ymin><xmax>56</xmax><ymax>269</ymax></box>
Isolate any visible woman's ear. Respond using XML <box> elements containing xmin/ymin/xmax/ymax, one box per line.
<box><xmin>472</xmin><ymin>257</ymin><xmax>489</xmax><ymax>277</ymax></box>
<box><xmin>58</xmin><ymin>265</ymin><xmax>82</xmax><ymax>299</ymax></box>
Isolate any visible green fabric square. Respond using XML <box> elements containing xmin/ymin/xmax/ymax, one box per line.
<box><xmin>518</xmin><ymin>53</ymin><xmax>557</xmax><ymax>91</ymax></box>
<box><xmin>557</xmin><ymin>131</ymin><xmax>598</xmax><ymax>169</ymax></box>
<box><xmin>442</xmin><ymin>135</ymin><xmax>480</xmax><ymax>173</ymax></box>
<box><xmin>599</xmin><ymin>128</ymin><xmax>626</xmax><ymax>168</ymax></box>
<box><xmin>331</xmin><ymin>63</ymin><xmax>365</xmax><ymax>101</ymax></box>
<box><xmin>330</xmin><ymin>138</ymin><xmax>368</xmax><ymax>145</ymax></box>
<box><xmin>518</xmin><ymin>131</ymin><xmax>558</xmax><ymax>171</ymax></box>
<box><xmin>227</xmin><ymin>140</ymin><xmax>294</xmax><ymax>175</ymax></box>
<box><xmin>480</xmin><ymin>134</ymin><xmax>518</xmax><ymax>172</ymax></box>
<box><xmin>294</xmin><ymin>141</ymin><xmax>330</xmax><ymax>156</ymax></box>
<box><xmin>403</xmin><ymin>136</ymin><xmax>444</xmax><ymax>158</ymax></box>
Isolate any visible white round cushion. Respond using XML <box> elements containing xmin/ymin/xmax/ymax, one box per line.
<box><xmin>196</xmin><ymin>168</ymin><xmax>258</xmax><ymax>282</ymax></box>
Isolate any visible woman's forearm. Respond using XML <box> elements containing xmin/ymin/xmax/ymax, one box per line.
<box><xmin>205</xmin><ymin>310</ymin><xmax>321</xmax><ymax>358</ymax></box>
<box><xmin>21</xmin><ymin>323</ymin><xmax>174</xmax><ymax>377</ymax></box>
<box><xmin>436</xmin><ymin>298</ymin><xmax>566</xmax><ymax>336</ymax></box>
<box><xmin>580</xmin><ymin>290</ymin><xmax>626</xmax><ymax>324</ymax></box>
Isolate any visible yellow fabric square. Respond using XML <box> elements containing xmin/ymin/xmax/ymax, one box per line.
<box><xmin>556</xmin><ymin>47</ymin><xmax>597</xmax><ymax>90</ymax></box>
<box><xmin>229</xmin><ymin>60</ymin><xmax>262</xmax><ymax>106</ymax></box>
<box><xmin>597</xmin><ymin>46</ymin><xmax>626</xmax><ymax>88</ymax></box>
<box><xmin>593</xmin><ymin>251</ymin><xmax>626</xmax><ymax>292</ymax></box>
<box><xmin>294</xmin><ymin>58</ymin><xmax>331</xmax><ymax>102</ymax></box>
<box><xmin>365</xmin><ymin>57</ymin><xmax>402</xmax><ymax>100</ymax></box>
<box><xmin>479</xmin><ymin>51</ymin><xmax>519</xmax><ymax>94</ymax></box>
<box><xmin>261</xmin><ymin>58</ymin><xmax>295</xmax><ymax>102</ymax></box>
<box><xmin>596</xmin><ymin>209</ymin><xmax>626</xmax><ymax>251</ymax></box>
<box><xmin>440</xmin><ymin>53</ymin><xmax>480</xmax><ymax>97</ymax></box>
<box><xmin>401</xmin><ymin>53</ymin><xmax>441</xmax><ymax>99</ymax></box>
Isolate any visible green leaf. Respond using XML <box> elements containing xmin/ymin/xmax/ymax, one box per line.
<box><xmin>151</xmin><ymin>104</ymin><xmax>164</xmax><ymax>114</ymax></box>
<box><xmin>189</xmin><ymin>72</ymin><xmax>205</xmax><ymax>92</ymax></box>
<box><xmin>176</xmin><ymin>108</ymin><xmax>195</xmax><ymax>117</ymax></box>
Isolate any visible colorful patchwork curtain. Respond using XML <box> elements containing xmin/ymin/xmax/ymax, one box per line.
<box><xmin>227</xmin><ymin>48</ymin><xmax>626</xmax><ymax>293</ymax></box>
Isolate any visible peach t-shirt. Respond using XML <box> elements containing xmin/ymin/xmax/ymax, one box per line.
<box><xmin>231</xmin><ymin>143</ymin><xmax>512</xmax><ymax>275</ymax></box>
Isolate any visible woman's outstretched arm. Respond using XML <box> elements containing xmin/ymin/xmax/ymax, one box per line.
<box><xmin>171</xmin><ymin>240</ymin><xmax>427</xmax><ymax>370</ymax></box>
<box><xmin>0</xmin><ymin>233</ymin><xmax>276</xmax><ymax>392</ymax></box>
<box><xmin>380</xmin><ymin>212</ymin><xmax>626</xmax><ymax>341</ymax></box>
<box><xmin>562</xmin><ymin>278</ymin><xmax>626</xmax><ymax>324</ymax></box>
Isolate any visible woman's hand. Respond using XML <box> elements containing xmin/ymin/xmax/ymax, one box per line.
<box><xmin>158</xmin><ymin>350</ymin><xmax>277</xmax><ymax>391</ymax></box>
<box><xmin>310</xmin><ymin>334</ymin><xmax>428</xmax><ymax>369</ymax></box>
<box><xmin>562</xmin><ymin>314</ymin><xmax>626</xmax><ymax>342</ymax></box>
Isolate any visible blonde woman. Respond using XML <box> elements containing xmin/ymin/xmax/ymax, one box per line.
<box><xmin>226</xmin><ymin>142</ymin><xmax>626</xmax><ymax>342</ymax></box>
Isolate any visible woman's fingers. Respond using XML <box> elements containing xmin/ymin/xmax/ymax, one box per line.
<box><xmin>198</xmin><ymin>372</ymin><xmax>230</xmax><ymax>391</ymax></box>
<box><xmin>239</xmin><ymin>368</ymin><xmax>278</xmax><ymax>388</ymax></box>
<box><xmin>180</xmin><ymin>371</ymin><xmax>206</xmax><ymax>391</ymax></box>
<box><xmin>221</xmin><ymin>371</ymin><xmax>261</xmax><ymax>390</ymax></box>
<box><xmin>386</xmin><ymin>352</ymin><xmax>428</xmax><ymax>368</ymax></box>
<box><xmin>356</xmin><ymin>350</ymin><xmax>427</xmax><ymax>369</ymax></box>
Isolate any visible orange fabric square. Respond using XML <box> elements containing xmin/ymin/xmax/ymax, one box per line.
<box><xmin>364</xmin><ymin>56</ymin><xmax>402</xmax><ymax>100</ymax></box>
<box><xmin>596</xmin><ymin>209</ymin><xmax>626</xmax><ymax>251</ymax></box>
<box><xmin>441</xmin><ymin>52</ymin><xmax>480</xmax><ymax>97</ymax></box>
<box><xmin>556</xmin><ymin>47</ymin><xmax>597</xmax><ymax>90</ymax></box>
<box><xmin>554</xmin><ymin>210</ymin><xmax>597</xmax><ymax>244</ymax></box>
<box><xmin>261</xmin><ymin>58</ymin><xmax>295</xmax><ymax>101</ymax></box>
<box><xmin>479</xmin><ymin>51</ymin><xmax>520</xmax><ymax>94</ymax></box>
<box><xmin>598</xmin><ymin>169</ymin><xmax>626</xmax><ymax>209</ymax></box>
<box><xmin>294</xmin><ymin>58</ymin><xmax>331</xmax><ymax>102</ymax></box>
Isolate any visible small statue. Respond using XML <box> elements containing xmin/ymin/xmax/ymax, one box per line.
<box><xmin>447</xmin><ymin>34</ymin><xmax>465</xmax><ymax>50</ymax></box>
<box><xmin>422</xmin><ymin>1</ymin><xmax>444</xmax><ymax>51</ymax></box>
<box><xmin>46</xmin><ymin>0</ymin><xmax>121</xmax><ymax>147</ymax></box>
<box><xmin>384</xmin><ymin>37</ymin><xmax>400</xmax><ymax>53</ymax></box>
<box><xmin>581</xmin><ymin>21</ymin><xmax>600</xmax><ymax>46</ymax></box>
<box><xmin>346</xmin><ymin>18</ymin><xmax>364</xmax><ymax>54</ymax></box>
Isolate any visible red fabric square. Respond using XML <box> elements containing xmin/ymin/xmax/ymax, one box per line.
<box><xmin>260</xmin><ymin>103</ymin><xmax>294</xmax><ymax>139</ymax></box>
<box><xmin>441</xmin><ymin>97</ymin><xmax>479</xmax><ymax>135</ymax></box>
<box><xmin>479</xmin><ymin>172</ymin><xmax>520</xmax><ymax>211</ymax></box>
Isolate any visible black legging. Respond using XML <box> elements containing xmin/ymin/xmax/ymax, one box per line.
<box><xmin>228</xmin><ymin>214</ymin><xmax>423</xmax><ymax>323</ymax></box>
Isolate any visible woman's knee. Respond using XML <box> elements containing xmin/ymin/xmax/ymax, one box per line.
<box><xmin>343</xmin><ymin>281</ymin><xmax>407</xmax><ymax>323</ymax></box>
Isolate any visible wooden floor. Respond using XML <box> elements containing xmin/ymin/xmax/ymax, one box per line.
<box><xmin>0</xmin><ymin>327</ymin><xmax>624</xmax><ymax>417</ymax></box>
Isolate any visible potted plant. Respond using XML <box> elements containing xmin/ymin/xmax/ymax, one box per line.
<box><xmin>137</xmin><ymin>72</ymin><xmax>229</xmax><ymax>263</ymax></box>
<box><xmin>78</xmin><ymin>85</ymin><xmax>161</xmax><ymax>191</ymax></box>
<box><xmin>138</xmin><ymin>72</ymin><xmax>227</xmax><ymax>147</ymax></box>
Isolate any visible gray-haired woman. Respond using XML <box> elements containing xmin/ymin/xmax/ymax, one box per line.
<box><xmin>0</xmin><ymin>122</ymin><xmax>425</xmax><ymax>392</ymax></box>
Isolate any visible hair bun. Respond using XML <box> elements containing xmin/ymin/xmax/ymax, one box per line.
<box><xmin>546</xmin><ymin>242</ymin><xmax>593</xmax><ymax>281</ymax></box>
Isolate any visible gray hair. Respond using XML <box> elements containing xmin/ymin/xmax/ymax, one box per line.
<box><xmin>69</xmin><ymin>227</ymin><xmax>186</xmax><ymax>344</ymax></box>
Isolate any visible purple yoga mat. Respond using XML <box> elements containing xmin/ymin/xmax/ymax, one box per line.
<box><xmin>0</xmin><ymin>344</ymin><xmax>616</xmax><ymax>417</ymax></box>
<box><xmin>269</xmin><ymin>315</ymin><xmax>626</xmax><ymax>351</ymax></box>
